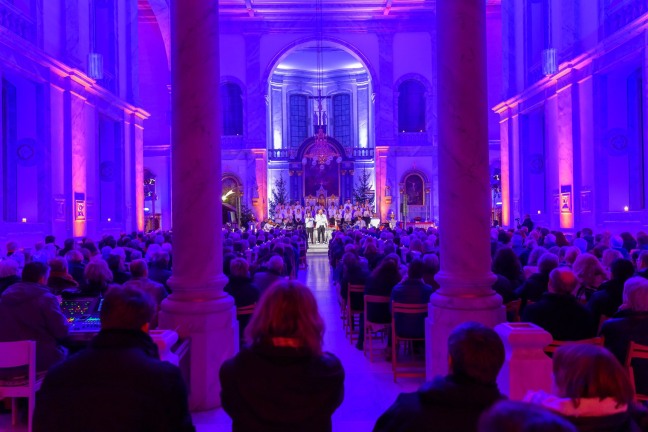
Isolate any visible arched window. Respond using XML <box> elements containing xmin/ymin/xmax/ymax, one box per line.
<box><xmin>220</xmin><ymin>83</ymin><xmax>243</xmax><ymax>136</ymax></box>
<box><xmin>289</xmin><ymin>94</ymin><xmax>308</xmax><ymax>148</ymax></box>
<box><xmin>332</xmin><ymin>93</ymin><xmax>351</xmax><ymax>147</ymax></box>
<box><xmin>398</xmin><ymin>80</ymin><xmax>426</xmax><ymax>133</ymax></box>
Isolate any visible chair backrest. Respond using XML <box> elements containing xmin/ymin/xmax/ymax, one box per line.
<box><xmin>392</xmin><ymin>302</ymin><xmax>428</xmax><ymax>315</ymax></box>
<box><xmin>626</xmin><ymin>341</ymin><xmax>648</xmax><ymax>400</ymax></box>
<box><xmin>364</xmin><ymin>295</ymin><xmax>390</xmax><ymax>317</ymax></box>
<box><xmin>237</xmin><ymin>304</ymin><xmax>256</xmax><ymax>317</ymax></box>
<box><xmin>0</xmin><ymin>340</ymin><xmax>35</xmax><ymax>369</ymax></box>
<box><xmin>347</xmin><ymin>284</ymin><xmax>365</xmax><ymax>312</ymax></box>
<box><xmin>544</xmin><ymin>337</ymin><xmax>604</xmax><ymax>355</ymax></box>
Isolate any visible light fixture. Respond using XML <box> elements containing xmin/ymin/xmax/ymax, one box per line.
<box><xmin>107</xmin><ymin>218</ymin><xmax>111</xmax><ymax>222</ymax></box>
<box><xmin>222</xmin><ymin>190</ymin><xmax>234</xmax><ymax>202</ymax></box>
<box><xmin>537</xmin><ymin>210</ymin><xmax>541</xmax><ymax>215</ymax></box>
<box><xmin>21</xmin><ymin>218</ymin><xmax>27</xmax><ymax>223</ymax></box>
<box><xmin>624</xmin><ymin>205</ymin><xmax>629</xmax><ymax>212</ymax></box>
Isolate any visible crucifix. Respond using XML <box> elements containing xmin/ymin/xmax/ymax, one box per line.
<box><xmin>309</xmin><ymin>89</ymin><xmax>331</xmax><ymax>130</ymax></box>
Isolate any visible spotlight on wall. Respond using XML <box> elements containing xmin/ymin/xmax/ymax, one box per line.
<box><xmin>107</xmin><ymin>218</ymin><xmax>111</xmax><ymax>222</ymax></box>
<box><xmin>624</xmin><ymin>205</ymin><xmax>629</xmax><ymax>212</ymax></box>
<box><xmin>21</xmin><ymin>218</ymin><xmax>27</xmax><ymax>223</ymax></box>
<box><xmin>537</xmin><ymin>210</ymin><xmax>541</xmax><ymax>215</ymax></box>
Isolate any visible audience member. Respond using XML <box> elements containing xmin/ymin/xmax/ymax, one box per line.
<box><xmin>0</xmin><ymin>258</ymin><xmax>20</xmax><ymax>295</ymax></box>
<box><xmin>123</xmin><ymin>259</ymin><xmax>168</xmax><ymax>329</ymax></box>
<box><xmin>572</xmin><ymin>253</ymin><xmax>608</xmax><ymax>301</ymax></box>
<box><xmin>479</xmin><ymin>401</ymin><xmax>577</xmax><ymax>432</ymax></box>
<box><xmin>521</xmin><ymin>268</ymin><xmax>596</xmax><ymax>341</ymax></box>
<box><xmin>525</xmin><ymin>344</ymin><xmax>639</xmax><ymax>431</ymax></box>
<box><xmin>107</xmin><ymin>252</ymin><xmax>131</xmax><ymax>285</ymax></box>
<box><xmin>65</xmin><ymin>250</ymin><xmax>86</xmax><ymax>286</ymax></box>
<box><xmin>252</xmin><ymin>255</ymin><xmax>284</xmax><ymax>294</ymax></box>
<box><xmin>82</xmin><ymin>259</ymin><xmax>115</xmax><ymax>297</ymax></box>
<box><xmin>391</xmin><ymin>259</ymin><xmax>434</xmax><ymax>340</ymax></box>
<box><xmin>0</xmin><ymin>262</ymin><xmax>69</xmax><ymax>374</ymax></box>
<box><xmin>46</xmin><ymin>256</ymin><xmax>79</xmax><ymax>295</ymax></box>
<box><xmin>374</xmin><ymin>322</ymin><xmax>505</xmax><ymax>432</ymax></box>
<box><xmin>220</xmin><ymin>281</ymin><xmax>344</xmax><ymax>432</ymax></box>
<box><xmin>587</xmin><ymin>258</ymin><xmax>635</xmax><ymax>324</ymax></box>
<box><xmin>422</xmin><ymin>253</ymin><xmax>440</xmax><ymax>290</ymax></box>
<box><xmin>33</xmin><ymin>286</ymin><xmax>194</xmax><ymax>432</ymax></box>
<box><xmin>515</xmin><ymin>253</ymin><xmax>559</xmax><ymax>310</ymax></box>
<box><xmin>601</xmin><ymin>276</ymin><xmax>648</xmax><ymax>396</ymax></box>
<box><xmin>636</xmin><ymin>251</ymin><xmax>648</xmax><ymax>279</ymax></box>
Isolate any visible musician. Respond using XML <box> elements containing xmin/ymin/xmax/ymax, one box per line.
<box><xmin>305</xmin><ymin>212</ymin><xmax>315</xmax><ymax>244</ymax></box>
<box><xmin>315</xmin><ymin>209</ymin><xmax>328</xmax><ymax>244</ymax></box>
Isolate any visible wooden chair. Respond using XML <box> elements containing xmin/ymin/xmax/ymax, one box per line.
<box><xmin>363</xmin><ymin>295</ymin><xmax>391</xmax><ymax>362</ymax></box>
<box><xmin>298</xmin><ymin>242</ymin><xmax>307</xmax><ymax>269</ymax></box>
<box><xmin>335</xmin><ymin>282</ymin><xmax>348</xmax><ymax>332</ymax></box>
<box><xmin>543</xmin><ymin>337</ymin><xmax>604</xmax><ymax>356</ymax></box>
<box><xmin>625</xmin><ymin>341</ymin><xmax>648</xmax><ymax>401</ymax></box>
<box><xmin>346</xmin><ymin>284</ymin><xmax>365</xmax><ymax>342</ymax></box>
<box><xmin>391</xmin><ymin>302</ymin><xmax>428</xmax><ymax>382</ymax></box>
<box><xmin>0</xmin><ymin>340</ymin><xmax>42</xmax><ymax>432</ymax></box>
<box><xmin>506</xmin><ymin>299</ymin><xmax>522</xmax><ymax>322</ymax></box>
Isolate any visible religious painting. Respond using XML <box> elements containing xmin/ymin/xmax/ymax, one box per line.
<box><xmin>560</xmin><ymin>185</ymin><xmax>572</xmax><ymax>214</ymax></box>
<box><xmin>404</xmin><ymin>174</ymin><xmax>424</xmax><ymax>206</ymax></box>
<box><xmin>304</xmin><ymin>162</ymin><xmax>340</xmax><ymax>199</ymax></box>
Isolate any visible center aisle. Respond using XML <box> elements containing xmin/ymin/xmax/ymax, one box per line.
<box><xmin>193</xmin><ymin>254</ymin><xmax>421</xmax><ymax>432</ymax></box>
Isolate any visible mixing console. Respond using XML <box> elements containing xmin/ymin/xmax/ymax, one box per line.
<box><xmin>60</xmin><ymin>298</ymin><xmax>102</xmax><ymax>337</ymax></box>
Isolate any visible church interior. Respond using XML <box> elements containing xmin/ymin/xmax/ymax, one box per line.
<box><xmin>2</xmin><ymin>0</ymin><xmax>648</xmax><ymax>431</ymax></box>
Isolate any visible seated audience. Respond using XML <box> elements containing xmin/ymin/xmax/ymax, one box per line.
<box><xmin>601</xmin><ymin>276</ymin><xmax>648</xmax><ymax>396</ymax></box>
<box><xmin>422</xmin><ymin>253</ymin><xmax>440</xmax><ymax>290</ymax></box>
<box><xmin>521</xmin><ymin>268</ymin><xmax>596</xmax><ymax>341</ymax></box>
<box><xmin>572</xmin><ymin>253</ymin><xmax>608</xmax><ymax>301</ymax></box>
<box><xmin>0</xmin><ymin>258</ymin><xmax>20</xmax><ymax>295</ymax></box>
<box><xmin>0</xmin><ymin>262</ymin><xmax>69</xmax><ymax>374</ymax></box>
<box><xmin>525</xmin><ymin>344</ymin><xmax>639</xmax><ymax>431</ymax></box>
<box><xmin>220</xmin><ymin>281</ymin><xmax>344</xmax><ymax>432</ymax></box>
<box><xmin>224</xmin><ymin>258</ymin><xmax>260</xmax><ymax>308</ymax></box>
<box><xmin>587</xmin><ymin>258</ymin><xmax>635</xmax><ymax>324</ymax></box>
<box><xmin>492</xmin><ymin>248</ymin><xmax>524</xmax><ymax>303</ymax></box>
<box><xmin>391</xmin><ymin>259</ymin><xmax>434</xmax><ymax>339</ymax></box>
<box><xmin>123</xmin><ymin>259</ymin><xmax>168</xmax><ymax>329</ymax></box>
<box><xmin>65</xmin><ymin>250</ymin><xmax>86</xmax><ymax>286</ymax></box>
<box><xmin>47</xmin><ymin>256</ymin><xmax>79</xmax><ymax>295</ymax></box>
<box><xmin>374</xmin><ymin>322</ymin><xmax>505</xmax><ymax>432</ymax></box>
<box><xmin>636</xmin><ymin>250</ymin><xmax>648</xmax><ymax>280</ymax></box>
<box><xmin>148</xmin><ymin>252</ymin><xmax>172</xmax><ymax>291</ymax></box>
<box><xmin>515</xmin><ymin>253</ymin><xmax>559</xmax><ymax>310</ymax></box>
<box><xmin>252</xmin><ymin>255</ymin><xmax>284</xmax><ymax>294</ymax></box>
<box><xmin>107</xmin><ymin>252</ymin><xmax>131</xmax><ymax>285</ymax></box>
<box><xmin>33</xmin><ymin>286</ymin><xmax>194</xmax><ymax>432</ymax></box>
<box><xmin>479</xmin><ymin>401</ymin><xmax>577</xmax><ymax>432</ymax></box>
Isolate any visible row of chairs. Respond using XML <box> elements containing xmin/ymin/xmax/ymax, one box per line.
<box><xmin>338</xmin><ymin>283</ymin><xmax>427</xmax><ymax>382</ymax></box>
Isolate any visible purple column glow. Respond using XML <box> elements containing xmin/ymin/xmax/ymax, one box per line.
<box><xmin>159</xmin><ymin>0</ymin><xmax>237</xmax><ymax>411</ymax></box>
<box><xmin>426</xmin><ymin>0</ymin><xmax>505</xmax><ymax>377</ymax></box>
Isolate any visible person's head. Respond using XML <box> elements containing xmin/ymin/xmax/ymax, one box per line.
<box><xmin>602</xmin><ymin>248</ymin><xmax>623</xmax><ymax>270</ymax></box>
<box><xmin>527</xmin><ymin>247</ymin><xmax>548</xmax><ymax>266</ymax></box>
<box><xmin>6</xmin><ymin>241</ymin><xmax>18</xmax><ymax>254</ymax></box>
<box><xmin>230</xmin><ymin>258</ymin><xmax>249</xmax><ymax>278</ymax></box>
<box><xmin>22</xmin><ymin>261</ymin><xmax>49</xmax><ymax>284</ymax></box>
<box><xmin>553</xmin><ymin>344</ymin><xmax>634</xmax><ymax>408</ymax></box>
<box><xmin>84</xmin><ymin>259</ymin><xmax>113</xmax><ymax>285</ymax></box>
<box><xmin>448</xmin><ymin>322</ymin><xmax>505</xmax><ymax>384</ymax></box>
<box><xmin>563</xmin><ymin>247</ymin><xmax>581</xmax><ymax>266</ymax></box>
<box><xmin>100</xmin><ymin>286</ymin><xmax>155</xmax><ymax>331</ymax></box>
<box><xmin>422</xmin><ymin>254</ymin><xmax>440</xmax><ymax>276</ymax></box>
<box><xmin>47</xmin><ymin>256</ymin><xmax>69</xmax><ymax>274</ymax></box>
<box><xmin>609</xmin><ymin>259</ymin><xmax>635</xmax><ymax>282</ymax></box>
<box><xmin>267</xmin><ymin>255</ymin><xmax>284</xmax><ymax>274</ymax></box>
<box><xmin>492</xmin><ymin>247</ymin><xmax>522</xmax><ymax>281</ymax></box>
<box><xmin>65</xmin><ymin>249</ymin><xmax>84</xmax><ymax>264</ymax></box>
<box><xmin>245</xmin><ymin>281</ymin><xmax>325</xmax><ymax>355</ymax></box>
<box><xmin>407</xmin><ymin>259</ymin><xmax>425</xmax><ymax>280</ymax></box>
<box><xmin>572</xmin><ymin>238</ymin><xmax>588</xmax><ymax>254</ymax></box>
<box><xmin>129</xmin><ymin>259</ymin><xmax>149</xmax><ymax>279</ymax></box>
<box><xmin>621</xmin><ymin>276</ymin><xmax>648</xmax><ymax>312</ymax></box>
<box><xmin>537</xmin><ymin>253</ymin><xmax>559</xmax><ymax>276</ymax></box>
<box><xmin>0</xmin><ymin>259</ymin><xmax>19</xmax><ymax>279</ymax></box>
<box><xmin>44</xmin><ymin>235</ymin><xmax>56</xmax><ymax>245</ymax></box>
<box><xmin>572</xmin><ymin>253</ymin><xmax>606</xmax><ymax>287</ymax></box>
<box><xmin>548</xmin><ymin>268</ymin><xmax>578</xmax><ymax>296</ymax></box>
<box><xmin>479</xmin><ymin>401</ymin><xmax>577</xmax><ymax>432</ymax></box>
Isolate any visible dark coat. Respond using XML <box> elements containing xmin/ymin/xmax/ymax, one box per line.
<box><xmin>252</xmin><ymin>270</ymin><xmax>283</xmax><ymax>294</ymax></box>
<box><xmin>601</xmin><ymin>311</ymin><xmax>648</xmax><ymax>396</ymax></box>
<box><xmin>67</xmin><ymin>261</ymin><xmax>86</xmax><ymax>286</ymax></box>
<box><xmin>515</xmin><ymin>272</ymin><xmax>549</xmax><ymax>309</ymax></box>
<box><xmin>391</xmin><ymin>278</ymin><xmax>433</xmax><ymax>339</ymax></box>
<box><xmin>224</xmin><ymin>276</ymin><xmax>260</xmax><ymax>308</ymax></box>
<box><xmin>33</xmin><ymin>329</ymin><xmax>194</xmax><ymax>432</ymax></box>
<box><xmin>0</xmin><ymin>274</ymin><xmax>19</xmax><ymax>294</ymax></box>
<box><xmin>365</xmin><ymin>274</ymin><xmax>401</xmax><ymax>324</ymax></box>
<box><xmin>341</xmin><ymin>266</ymin><xmax>370</xmax><ymax>311</ymax></box>
<box><xmin>220</xmin><ymin>344</ymin><xmax>344</xmax><ymax>432</ymax></box>
<box><xmin>0</xmin><ymin>282</ymin><xmax>69</xmax><ymax>371</ymax></box>
<box><xmin>112</xmin><ymin>270</ymin><xmax>132</xmax><ymax>285</ymax></box>
<box><xmin>521</xmin><ymin>293</ymin><xmax>596</xmax><ymax>341</ymax></box>
<box><xmin>587</xmin><ymin>278</ymin><xmax>625</xmax><ymax>324</ymax></box>
<box><xmin>47</xmin><ymin>273</ymin><xmax>79</xmax><ymax>296</ymax></box>
<box><xmin>148</xmin><ymin>265</ymin><xmax>172</xmax><ymax>292</ymax></box>
<box><xmin>373</xmin><ymin>375</ymin><xmax>504</xmax><ymax>432</ymax></box>
<box><xmin>492</xmin><ymin>275</ymin><xmax>517</xmax><ymax>304</ymax></box>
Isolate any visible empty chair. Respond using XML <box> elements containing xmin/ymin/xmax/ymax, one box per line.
<box><xmin>0</xmin><ymin>340</ymin><xmax>41</xmax><ymax>432</ymax></box>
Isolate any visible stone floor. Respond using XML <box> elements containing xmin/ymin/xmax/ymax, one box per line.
<box><xmin>0</xmin><ymin>253</ymin><xmax>423</xmax><ymax>431</ymax></box>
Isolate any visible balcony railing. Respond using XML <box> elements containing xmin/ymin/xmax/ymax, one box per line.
<box><xmin>268</xmin><ymin>147</ymin><xmax>375</xmax><ymax>161</ymax></box>
<box><xmin>0</xmin><ymin>0</ymin><xmax>36</xmax><ymax>43</ymax></box>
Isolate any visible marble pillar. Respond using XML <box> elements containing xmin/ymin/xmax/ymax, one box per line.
<box><xmin>158</xmin><ymin>0</ymin><xmax>237</xmax><ymax>411</ymax></box>
<box><xmin>426</xmin><ymin>0</ymin><xmax>505</xmax><ymax>378</ymax></box>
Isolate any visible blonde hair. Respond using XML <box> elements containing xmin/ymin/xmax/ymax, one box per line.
<box><xmin>84</xmin><ymin>258</ymin><xmax>113</xmax><ymax>284</ymax></box>
<box><xmin>572</xmin><ymin>253</ymin><xmax>607</xmax><ymax>287</ymax></box>
<box><xmin>244</xmin><ymin>281</ymin><xmax>325</xmax><ymax>356</ymax></box>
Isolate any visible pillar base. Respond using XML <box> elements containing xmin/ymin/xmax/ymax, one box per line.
<box><xmin>159</xmin><ymin>280</ymin><xmax>237</xmax><ymax>412</ymax></box>
<box><xmin>425</xmin><ymin>291</ymin><xmax>505</xmax><ymax>379</ymax></box>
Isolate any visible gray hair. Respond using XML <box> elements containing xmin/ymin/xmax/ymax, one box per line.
<box><xmin>267</xmin><ymin>255</ymin><xmax>284</xmax><ymax>273</ymax></box>
<box><xmin>622</xmin><ymin>277</ymin><xmax>648</xmax><ymax>312</ymax></box>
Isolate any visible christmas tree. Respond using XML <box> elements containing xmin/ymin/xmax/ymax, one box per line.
<box><xmin>268</xmin><ymin>174</ymin><xmax>288</xmax><ymax>218</ymax></box>
<box><xmin>353</xmin><ymin>168</ymin><xmax>375</xmax><ymax>206</ymax></box>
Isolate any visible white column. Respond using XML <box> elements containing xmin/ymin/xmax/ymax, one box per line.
<box><xmin>158</xmin><ymin>0</ymin><xmax>237</xmax><ymax>411</ymax></box>
<box><xmin>426</xmin><ymin>0</ymin><xmax>505</xmax><ymax>378</ymax></box>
